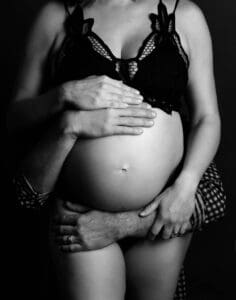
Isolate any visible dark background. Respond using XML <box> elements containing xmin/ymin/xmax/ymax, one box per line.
<box><xmin>2</xmin><ymin>0</ymin><xmax>236</xmax><ymax>299</ymax></box>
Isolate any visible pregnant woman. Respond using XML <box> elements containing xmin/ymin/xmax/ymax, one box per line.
<box><xmin>7</xmin><ymin>0</ymin><xmax>225</xmax><ymax>299</ymax></box>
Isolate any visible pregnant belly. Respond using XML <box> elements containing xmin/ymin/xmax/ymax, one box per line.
<box><xmin>61</xmin><ymin>108</ymin><xmax>184</xmax><ymax>211</ymax></box>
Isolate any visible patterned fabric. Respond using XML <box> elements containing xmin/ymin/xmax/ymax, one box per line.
<box><xmin>13</xmin><ymin>173</ymin><xmax>51</xmax><ymax>209</ymax></box>
<box><xmin>175</xmin><ymin>267</ymin><xmax>187</xmax><ymax>300</ymax></box>
<box><xmin>190</xmin><ymin>161</ymin><xmax>226</xmax><ymax>230</ymax></box>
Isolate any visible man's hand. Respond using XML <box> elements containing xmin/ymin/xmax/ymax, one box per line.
<box><xmin>51</xmin><ymin>200</ymin><xmax>155</xmax><ymax>252</ymax></box>
<box><xmin>52</xmin><ymin>201</ymin><xmax>121</xmax><ymax>252</ymax></box>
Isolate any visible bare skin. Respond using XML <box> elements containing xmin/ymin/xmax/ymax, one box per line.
<box><xmin>8</xmin><ymin>0</ymin><xmax>221</xmax><ymax>299</ymax></box>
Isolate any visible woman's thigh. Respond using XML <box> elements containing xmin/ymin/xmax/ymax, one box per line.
<box><xmin>124</xmin><ymin>233</ymin><xmax>192</xmax><ymax>300</ymax></box>
<box><xmin>50</xmin><ymin>242</ymin><xmax>126</xmax><ymax>300</ymax></box>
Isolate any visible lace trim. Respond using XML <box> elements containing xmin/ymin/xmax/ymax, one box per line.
<box><xmin>172</xmin><ymin>33</ymin><xmax>189</xmax><ymax>68</ymax></box>
<box><xmin>144</xmin><ymin>95</ymin><xmax>176</xmax><ymax>114</ymax></box>
<box><xmin>139</xmin><ymin>33</ymin><xmax>157</xmax><ymax>61</ymax></box>
<box><xmin>87</xmin><ymin>35</ymin><xmax>113</xmax><ymax>61</ymax></box>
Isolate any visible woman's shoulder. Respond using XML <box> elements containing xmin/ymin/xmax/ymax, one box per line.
<box><xmin>176</xmin><ymin>0</ymin><xmax>209</xmax><ymax>33</ymax></box>
<box><xmin>21</xmin><ymin>1</ymin><xmax>70</xmax><ymax>65</ymax></box>
<box><xmin>28</xmin><ymin>2</ymin><xmax>67</xmax><ymax>52</ymax></box>
<box><xmin>176</xmin><ymin>0</ymin><xmax>212</xmax><ymax>55</ymax></box>
<box><xmin>34</xmin><ymin>1</ymin><xmax>67</xmax><ymax>36</ymax></box>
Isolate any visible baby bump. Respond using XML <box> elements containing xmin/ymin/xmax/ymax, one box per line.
<box><xmin>60</xmin><ymin>108</ymin><xmax>184</xmax><ymax>211</ymax></box>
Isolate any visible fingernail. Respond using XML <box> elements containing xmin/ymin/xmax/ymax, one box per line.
<box><xmin>122</xmin><ymin>103</ymin><xmax>129</xmax><ymax>107</ymax></box>
<box><xmin>151</xmin><ymin>111</ymin><xmax>157</xmax><ymax>117</ymax></box>
<box><xmin>148</xmin><ymin>232</ymin><xmax>156</xmax><ymax>241</ymax></box>
<box><xmin>139</xmin><ymin>211</ymin><xmax>146</xmax><ymax>217</ymax></box>
<box><xmin>137</xmin><ymin>129</ymin><xmax>143</xmax><ymax>134</ymax></box>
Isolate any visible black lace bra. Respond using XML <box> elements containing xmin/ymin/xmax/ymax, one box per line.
<box><xmin>44</xmin><ymin>0</ymin><xmax>189</xmax><ymax>115</ymax></box>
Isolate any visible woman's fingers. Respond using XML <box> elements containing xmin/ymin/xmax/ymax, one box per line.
<box><xmin>64</xmin><ymin>201</ymin><xmax>90</xmax><ymax>213</ymax></box>
<box><xmin>148</xmin><ymin>218</ymin><xmax>163</xmax><ymax>240</ymax></box>
<box><xmin>173</xmin><ymin>224</ymin><xmax>181</xmax><ymax>236</ymax></box>
<box><xmin>139</xmin><ymin>102</ymin><xmax>152</xmax><ymax>109</ymax></box>
<box><xmin>139</xmin><ymin>197</ymin><xmax>161</xmax><ymax>217</ymax></box>
<box><xmin>117</xmin><ymin>116</ymin><xmax>155</xmax><ymax>127</ymax></box>
<box><xmin>104</xmin><ymin>85</ymin><xmax>142</xmax><ymax>99</ymax></box>
<box><xmin>112</xmin><ymin>126</ymin><xmax>144</xmax><ymax>136</ymax></box>
<box><xmin>94</xmin><ymin>76</ymin><xmax>145</xmax><ymax>107</ymax></box>
<box><xmin>96</xmin><ymin>76</ymin><xmax>140</xmax><ymax>95</ymax></box>
<box><xmin>180</xmin><ymin>222</ymin><xmax>192</xmax><ymax>235</ymax></box>
<box><xmin>95</xmin><ymin>76</ymin><xmax>142</xmax><ymax>100</ymax></box>
<box><xmin>162</xmin><ymin>224</ymin><xmax>174</xmax><ymax>240</ymax></box>
<box><xmin>108</xmin><ymin>93</ymin><xmax>143</xmax><ymax>106</ymax></box>
<box><xmin>116</xmin><ymin>107</ymin><xmax>157</xmax><ymax>118</ymax></box>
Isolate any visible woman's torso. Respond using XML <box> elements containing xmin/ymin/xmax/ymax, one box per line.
<box><xmin>46</xmin><ymin>0</ymin><xmax>190</xmax><ymax>211</ymax></box>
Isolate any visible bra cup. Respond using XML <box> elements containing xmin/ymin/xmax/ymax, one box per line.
<box><xmin>133</xmin><ymin>46</ymin><xmax>186</xmax><ymax>100</ymax></box>
<box><xmin>45</xmin><ymin>0</ymin><xmax>189</xmax><ymax>114</ymax></box>
<box><xmin>53</xmin><ymin>39</ymin><xmax>119</xmax><ymax>86</ymax></box>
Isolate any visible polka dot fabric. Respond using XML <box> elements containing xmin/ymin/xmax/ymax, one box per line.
<box><xmin>190</xmin><ymin>160</ymin><xmax>226</xmax><ymax>230</ymax></box>
<box><xmin>174</xmin><ymin>267</ymin><xmax>187</xmax><ymax>300</ymax></box>
<box><xmin>13</xmin><ymin>173</ymin><xmax>51</xmax><ymax>210</ymax></box>
<box><xmin>173</xmin><ymin>160</ymin><xmax>226</xmax><ymax>300</ymax></box>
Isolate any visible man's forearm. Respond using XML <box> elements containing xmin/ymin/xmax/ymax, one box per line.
<box><xmin>19</xmin><ymin>120</ymin><xmax>76</xmax><ymax>193</ymax></box>
<box><xmin>115</xmin><ymin>210</ymin><xmax>156</xmax><ymax>239</ymax></box>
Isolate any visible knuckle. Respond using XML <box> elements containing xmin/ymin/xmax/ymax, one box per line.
<box><xmin>95</xmin><ymin>89</ymin><xmax>102</xmax><ymax>97</ymax></box>
<box><xmin>102</xmin><ymin>75</ymin><xmax>108</xmax><ymax>82</ymax></box>
<box><xmin>98</xmin><ymin>81</ymin><xmax>105</xmax><ymax>90</ymax></box>
<box><xmin>100</xmin><ymin>82</ymin><xmax>107</xmax><ymax>90</ymax></box>
<box><xmin>92</xmin><ymin>96</ymin><xmax>99</xmax><ymax>107</ymax></box>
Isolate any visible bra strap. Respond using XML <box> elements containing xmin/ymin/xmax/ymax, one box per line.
<box><xmin>158</xmin><ymin>0</ymin><xmax>180</xmax><ymax>14</ymax></box>
<box><xmin>173</xmin><ymin>0</ymin><xmax>180</xmax><ymax>13</ymax></box>
<box><xmin>63</xmin><ymin>0</ymin><xmax>72</xmax><ymax>17</ymax></box>
<box><xmin>64</xmin><ymin>3</ymin><xmax>85</xmax><ymax>36</ymax></box>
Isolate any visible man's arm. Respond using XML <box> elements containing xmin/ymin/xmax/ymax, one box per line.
<box><xmin>52</xmin><ymin>201</ymin><xmax>156</xmax><ymax>252</ymax></box>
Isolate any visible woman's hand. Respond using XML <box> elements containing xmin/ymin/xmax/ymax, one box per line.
<box><xmin>59</xmin><ymin>75</ymin><xmax>143</xmax><ymax>110</ymax></box>
<box><xmin>139</xmin><ymin>180</ymin><xmax>196</xmax><ymax>240</ymax></box>
<box><xmin>60</xmin><ymin>103</ymin><xmax>157</xmax><ymax>139</ymax></box>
